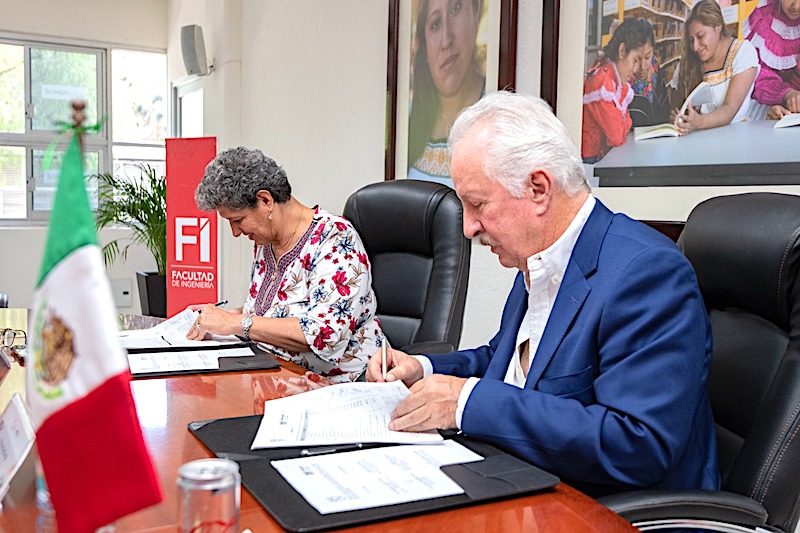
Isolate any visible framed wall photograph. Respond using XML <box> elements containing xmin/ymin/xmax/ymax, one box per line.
<box><xmin>579</xmin><ymin>0</ymin><xmax>800</xmax><ymax>187</ymax></box>
<box><xmin>385</xmin><ymin>0</ymin><xmax>518</xmax><ymax>183</ymax></box>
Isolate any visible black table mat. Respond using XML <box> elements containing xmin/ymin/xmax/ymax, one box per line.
<box><xmin>189</xmin><ymin>415</ymin><xmax>560</xmax><ymax>532</ymax></box>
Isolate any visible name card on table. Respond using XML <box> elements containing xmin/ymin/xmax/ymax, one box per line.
<box><xmin>0</xmin><ymin>394</ymin><xmax>36</xmax><ymax>504</ymax></box>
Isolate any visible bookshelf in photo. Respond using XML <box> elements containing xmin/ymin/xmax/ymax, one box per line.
<box><xmin>587</xmin><ymin>0</ymin><xmax>760</xmax><ymax>83</ymax></box>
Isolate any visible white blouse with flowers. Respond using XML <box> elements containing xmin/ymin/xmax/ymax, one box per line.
<box><xmin>242</xmin><ymin>208</ymin><xmax>383</xmax><ymax>382</ymax></box>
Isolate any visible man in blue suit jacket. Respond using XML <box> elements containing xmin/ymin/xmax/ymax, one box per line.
<box><xmin>367</xmin><ymin>91</ymin><xmax>719</xmax><ymax>497</ymax></box>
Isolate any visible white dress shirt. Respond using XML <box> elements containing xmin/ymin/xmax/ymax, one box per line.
<box><xmin>414</xmin><ymin>195</ymin><xmax>596</xmax><ymax>429</ymax></box>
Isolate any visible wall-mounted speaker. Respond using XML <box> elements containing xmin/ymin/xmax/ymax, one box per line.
<box><xmin>181</xmin><ymin>25</ymin><xmax>209</xmax><ymax>76</ymax></box>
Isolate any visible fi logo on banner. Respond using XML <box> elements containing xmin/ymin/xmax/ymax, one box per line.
<box><xmin>175</xmin><ymin>217</ymin><xmax>211</xmax><ymax>262</ymax></box>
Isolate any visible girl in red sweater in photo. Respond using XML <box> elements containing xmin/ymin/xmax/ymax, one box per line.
<box><xmin>582</xmin><ymin>18</ymin><xmax>655</xmax><ymax>163</ymax></box>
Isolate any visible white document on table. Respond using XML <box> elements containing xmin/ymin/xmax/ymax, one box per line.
<box><xmin>271</xmin><ymin>440</ymin><xmax>483</xmax><ymax>514</ymax></box>
<box><xmin>119</xmin><ymin>308</ymin><xmax>242</xmax><ymax>350</ymax></box>
<box><xmin>251</xmin><ymin>381</ymin><xmax>443</xmax><ymax>449</ymax></box>
<box><xmin>0</xmin><ymin>394</ymin><xmax>36</xmax><ymax>502</ymax></box>
<box><xmin>127</xmin><ymin>346</ymin><xmax>254</xmax><ymax>374</ymax></box>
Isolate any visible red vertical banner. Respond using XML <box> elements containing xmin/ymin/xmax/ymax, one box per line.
<box><xmin>165</xmin><ymin>137</ymin><xmax>218</xmax><ymax>317</ymax></box>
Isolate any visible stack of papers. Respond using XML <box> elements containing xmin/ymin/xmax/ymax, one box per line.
<box><xmin>251</xmin><ymin>380</ymin><xmax>484</xmax><ymax>515</ymax></box>
<box><xmin>121</xmin><ymin>308</ymin><xmax>254</xmax><ymax>375</ymax></box>
<box><xmin>273</xmin><ymin>441</ymin><xmax>483</xmax><ymax>514</ymax></box>
<box><xmin>127</xmin><ymin>347</ymin><xmax>255</xmax><ymax>374</ymax></box>
<box><xmin>0</xmin><ymin>394</ymin><xmax>36</xmax><ymax>502</ymax></box>
<box><xmin>251</xmin><ymin>381</ymin><xmax>443</xmax><ymax>448</ymax></box>
<box><xmin>119</xmin><ymin>308</ymin><xmax>242</xmax><ymax>350</ymax></box>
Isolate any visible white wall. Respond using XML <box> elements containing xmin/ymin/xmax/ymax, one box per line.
<box><xmin>0</xmin><ymin>0</ymin><xmax>167</xmax><ymax>49</ymax></box>
<box><xmin>0</xmin><ymin>227</ymin><xmax>160</xmax><ymax>313</ymax></box>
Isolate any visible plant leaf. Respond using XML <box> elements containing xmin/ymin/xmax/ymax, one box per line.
<box><xmin>92</xmin><ymin>164</ymin><xmax>167</xmax><ymax>275</ymax></box>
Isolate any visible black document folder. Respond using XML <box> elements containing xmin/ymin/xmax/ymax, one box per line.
<box><xmin>129</xmin><ymin>343</ymin><xmax>280</xmax><ymax>378</ymax></box>
<box><xmin>189</xmin><ymin>415</ymin><xmax>560</xmax><ymax>532</ymax></box>
<box><xmin>126</xmin><ymin>340</ymin><xmax>251</xmax><ymax>354</ymax></box>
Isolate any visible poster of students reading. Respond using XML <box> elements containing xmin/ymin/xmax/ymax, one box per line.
<box><xmin>581</xmin><ymin>0</ymin><xmax>800</xmax><ymax>165</ymax></box>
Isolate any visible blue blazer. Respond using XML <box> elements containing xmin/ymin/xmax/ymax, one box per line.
<box><xmin>430</xmin><ymin>200</ymin><xmax>719</xmax><ymax>496</ymax></box>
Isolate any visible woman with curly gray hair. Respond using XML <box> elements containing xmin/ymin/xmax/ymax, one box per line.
<box><xmin>188</xmin><ymin>146</ymin><xmax>383</xmax><ymax>382</ymax></box>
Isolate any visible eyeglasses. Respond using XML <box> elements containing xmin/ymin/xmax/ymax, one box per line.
<box><xmin>1</xmin><ymin>328</ymin><xmax>27</xmax><ymax>366</ymax></box>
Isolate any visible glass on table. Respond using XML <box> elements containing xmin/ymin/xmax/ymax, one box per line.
<box><xmin>177</xmin><ymin>458</ymin><xmax>240</xmax><ymax>533</ymax></box>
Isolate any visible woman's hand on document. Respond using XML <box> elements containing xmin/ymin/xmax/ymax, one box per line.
<box><xmin>186</xmin><ymin>304</ymin><xmax>239</xmax><ymax>340</ymax></box>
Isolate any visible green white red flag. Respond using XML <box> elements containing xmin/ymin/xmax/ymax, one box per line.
<box><xmin>27</xmin><ymin>132</ymin><xmax>162</xmax><ymax>533</ymax></box>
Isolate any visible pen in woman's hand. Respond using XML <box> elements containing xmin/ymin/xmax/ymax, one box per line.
<box><xmin>198</xmin><ymin>300</ymin><xmax>228</xmax><ymax>314</ymax></box>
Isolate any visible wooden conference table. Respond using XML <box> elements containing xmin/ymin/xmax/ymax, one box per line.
<box><xmin>0</xmin><ymin>314</ymin><xmax>636</xmax><ymax>533</ymax></box>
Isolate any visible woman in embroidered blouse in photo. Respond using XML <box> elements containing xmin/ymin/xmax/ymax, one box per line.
<box><xmin>188</xmin><ymin>147</ymin><xmax>383</xmax><ymax>382</ymax></box>
<box><xmin>407</xmin><ymin>0</ymin><xmax>486</xmax><ymax>184</ymax></box>
<box><xmin>582</xmin><ymin>17</ymin><xmax>655</xmax><ymax>162</ymax></box>
<box><xmin>743</xmin><ymin>0</ymin><xmax>800</xmax><ymax>120</ymax></box>
<box><xmin>668</xmin><ymin>0</ymin><xmax>759</xmax><ymax>134</ymax></box>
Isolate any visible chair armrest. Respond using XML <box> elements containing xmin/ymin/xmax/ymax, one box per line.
<box><xmin>598</xmin><ymin>489</ymin><xmax>768</xmax><ymax>527</ymax></box>
<box><xmin>400</xmin><ymin>341</ymin><xmax>456</xmax><ymax>355</ymax></box>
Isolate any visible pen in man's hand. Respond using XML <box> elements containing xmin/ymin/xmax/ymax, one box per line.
<box><xmin>300</xmin><ymin>443</ymin><xmax>363</xmax><ymax>457</ymax></box>
<box><xmin>381</xmin><ymin>341</ymin><xmax>387</xmax><ymax>380</ymax></box>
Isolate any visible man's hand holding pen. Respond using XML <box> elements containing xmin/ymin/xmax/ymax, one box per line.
<box><xmin>366</xmin><ymin>345</ymin><xmax>423</xmax><ymax>386</ymax></box>
<box><xmin>367</xmin><ymin>345</ymin><xmax>465</xmax><ymax>432</ymax></box>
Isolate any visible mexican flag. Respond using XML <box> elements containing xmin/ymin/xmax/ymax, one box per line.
<box><xmin>27</xmin><ymin>133</ymin><xmax>162</xmax><ymax>533</ymax></box>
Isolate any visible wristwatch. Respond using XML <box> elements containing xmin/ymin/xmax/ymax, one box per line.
<box><xmin>241</xmin><ymin>312</ymin><xmax>255</xmax><ymax>341</ymax></box>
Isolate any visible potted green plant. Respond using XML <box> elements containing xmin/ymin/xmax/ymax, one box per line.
<box><xmin>93</xmin><ymin>164</ymin><xmax>167</xmax><ymax>317</ymax></box>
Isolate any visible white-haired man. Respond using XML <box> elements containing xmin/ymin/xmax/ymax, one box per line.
<box><xmin>368</xmin><ymin>91</ymin><xmax>719</xmax><ymax>497</ymax></box>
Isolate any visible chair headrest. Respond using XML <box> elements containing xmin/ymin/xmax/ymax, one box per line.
<box><xmin>678</xmin><ymin>193</ymin><xmax>800</xmax><ymax>331</ymax></box>
<box><xmin>343</xmin><ymin>180</ymin><xmax>462</xmax><ymax>256</ymax></box>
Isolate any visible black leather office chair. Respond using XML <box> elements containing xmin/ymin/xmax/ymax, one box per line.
<box><xmin>343</xmin><ymin>180</ymin><xmax>470</xmax><ymax>354</ymax></box>
<box><xmin>600</xmin><ymin>193</ymin><xmax>800</xmax><ymax>532</ymax></box>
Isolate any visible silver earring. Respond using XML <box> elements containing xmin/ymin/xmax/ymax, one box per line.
<box><xmin>268</xmin><ymin>212</ymin><xmax>273</xmax><ymax>221</ymax></box>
